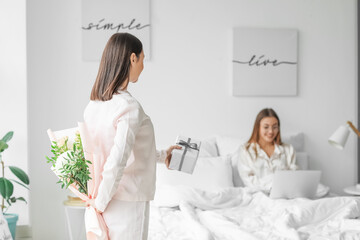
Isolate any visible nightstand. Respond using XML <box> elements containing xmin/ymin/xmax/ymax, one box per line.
<box><xmin>64</xmin><ymin>196</ymin><xmax>86</xmax><ymax>240</ymax></box>
<box><xmin>343</xmin><ymin>185</ymin><xmax>360</xmax><ymax>195</ymax></box>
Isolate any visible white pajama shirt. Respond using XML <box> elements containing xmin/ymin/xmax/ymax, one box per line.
<box><xmin>234</xmin><ymin>142</ymin><xmax>298</xmax><ymax>193</ymax></box>
<box><xmin>84</xmin><ymin>90</ymin><xmax>166</xmax><ymax>239</ymax></box>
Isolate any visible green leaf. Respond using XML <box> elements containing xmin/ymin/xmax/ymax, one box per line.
<box><xmin>1</xmin><ymin>131</ymin><xmax>13</xmax><ymax>143</ymax></box>
<box><xmin>15</xmin><ymin>197</ymin><xmax>27</xmax><ymax>204</ymax></box>
<box><xmin>0</xmin><ymin>141</ymin><xmax>8</xmax><ymax>153</ymax></box>
<box><xmin>9</xmin><ymin>166</ymin><xmax>29</xmax><ymax>185</ymax></box>
<box><xmin>10</xmin><ymin>179</ymin><xmax>29</xmax><ymax>190</ymax></box>
<box><xmin>0</xmin><ymin>178</ymin><xmax>14</xmax><ymax>199</ymax></box>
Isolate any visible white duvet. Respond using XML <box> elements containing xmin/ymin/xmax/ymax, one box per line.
<box><xmin>149</xmin><ymin>186</ymin><xmax>360</xmax><ymax>240</ymax></box>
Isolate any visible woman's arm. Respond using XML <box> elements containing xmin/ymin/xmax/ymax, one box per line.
<box><xmin>94</xmin><ymin>103</ymin><xmax>141</xmax><ymax>213</ymax></box>
<box><xmin>234</xmin><ymin>146</ymin><xmax>259</xmax><ymax>187</ymax></box>
<box><xmin>156</xmin><ymin>145</ymin><xmax>182</xmax><ymax>168</ymax></box>
<box><xmin>235</xmin><ymin>145</ymin><xmax>272</xmax><ymax>192</ymax></box>
<box><xmin>286</xmin><ymin>144</ymin><xmax>298</xmax><ymax>170</ymax></box>
<box><xmin>156</xmin><ymin>150</ymin><xmax>167</xmax><ymax>163</ymax></box>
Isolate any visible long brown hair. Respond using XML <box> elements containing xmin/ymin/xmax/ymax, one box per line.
<box><xmin>90</xmin><ymin>33</ymin><xmax>143</xmax><ymax>101</ymax></box>
<box><xmin>246</xmin><ymin>108</ymin><xmax>282</xmax><ymax>152</ymax></box>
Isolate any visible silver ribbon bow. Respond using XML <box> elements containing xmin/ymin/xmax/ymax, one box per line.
<box><xmin>176</xmin><ymin>138</ymin><xmax>199</xmax><ymax>171</ymax></box>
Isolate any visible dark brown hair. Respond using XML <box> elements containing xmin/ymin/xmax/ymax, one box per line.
<box><xmin>246</xmin><ymin>108</ymin><xmax>282</xmax><ymax>152</ymax></box>
<box><xmin>90</xmin><ymin>33</ymin><xmax>143</xmax><ymax>101</ymax></box>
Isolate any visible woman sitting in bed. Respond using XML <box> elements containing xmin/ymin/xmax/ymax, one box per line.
<box><xmin>236</xmin><ymin>108</ymin><xmax>298</xmax><ymax>193</ymax></box>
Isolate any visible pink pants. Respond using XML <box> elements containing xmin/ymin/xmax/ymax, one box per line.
<box><xmin>102</xmin><ymin>199</ymin><xmax>149</xmax><ymax>240</ymax></box>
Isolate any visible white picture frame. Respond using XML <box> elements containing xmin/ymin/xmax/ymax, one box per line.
<box><xmin>232</xmin><ymin>28</ymin><xmax>298</xmax><ymax>96</ymax></box>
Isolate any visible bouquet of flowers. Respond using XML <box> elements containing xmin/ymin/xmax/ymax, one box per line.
<box><xmin>46</xmin><ymin>124</ymin><xmax>109</xmax><ymax>240</ymax></box>
<box><xmin>46</xmin><ymin>130</ymin><xmax>91</xmax><ymax>195</ymax></box>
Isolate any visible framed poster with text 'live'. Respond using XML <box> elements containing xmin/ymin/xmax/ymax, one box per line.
<box><xmin>232</xmin><ymin>28</ymin><xmax>298</xmax><ymax>96</ymax></box>
<box><xmin>82</xmin><ymin>0</ymin><xmax>150</xmax><ymax>61</ymax></box>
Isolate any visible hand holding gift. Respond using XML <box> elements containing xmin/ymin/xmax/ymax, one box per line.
<box><xmin>169</xmin><ymin>136</ymin><xmax>201</xmax><ymax>174</ymax></box>
<box><xmin>165</xmin><ymin>145</ymin><xmax>183</xmax><ymax>169</ymax></box>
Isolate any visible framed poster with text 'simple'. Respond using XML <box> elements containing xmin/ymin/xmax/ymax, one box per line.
<box><xmin>82</xmin><ymin>0</ymin><xmax>150</xmax><ymax>61</ymax></box>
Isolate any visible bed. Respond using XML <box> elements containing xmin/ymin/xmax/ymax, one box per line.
<box><xmin>149</xmin><ymin>133</ymin><xmax>360</xmax><ymax>240</ymax></box>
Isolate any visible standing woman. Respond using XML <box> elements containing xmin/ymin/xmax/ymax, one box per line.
<box><xmin>84</xmin><ymin>33</ymin><xmax>180</xmax><ymax>239</ymax></box>
<box><xmin>235</xmin><ymin>108</ymin><xmax>298</xmax><ymax>192</ymax></box>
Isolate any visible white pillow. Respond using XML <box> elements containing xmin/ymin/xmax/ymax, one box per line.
<box><xmin>156</xmin><ymin>156</ymin><xmax>233</xmax><ymax>192</ymax></box>
<box><xmin>216</xmin><ymin>132</ymin><xmax>305</xmax><ymax>156</ymax></box>
<box><xmin>282</xmin><ymin>132</ymin><xmax>305</xmax><ymax>152</ymax></box>
<box><xmin>198</xmin><ymin>137</ymin><xmax>219</xmax><ymax>157</ymax></box>
<box><xmin>229</xmin><ymin>152</ymin><xmax>245</xmax><ymax>187</ymax></box>
<box><xmin>215</xmin><ymin>135</ymin><xmax>247</xmax><ymax>156</ymax></box>
<box><xmin>296</xmin><ymin>152</ymin><xmax>309</xmax><ymax>170</ymax></box>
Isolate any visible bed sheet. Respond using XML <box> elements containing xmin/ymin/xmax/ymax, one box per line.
<box><xmin>149</xmin><ymin>187</ymin><xmax>360</xmax><ymax>240</ymax></box>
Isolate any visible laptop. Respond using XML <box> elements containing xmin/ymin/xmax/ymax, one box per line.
<box><xmin>269</xmin><ymin>170</ymin><xmax>321</xmax><ymax>199</ymax></box>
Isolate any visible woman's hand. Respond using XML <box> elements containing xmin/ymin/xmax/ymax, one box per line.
<box><xmin>165</xmin><ymin>145</ymin><xmax>182</xmax><ymax>169</ymax></box>
<box><xmin>85</xmin><ymin>198</ymin><xmax>103</xmax><ymax>213</ymax></box>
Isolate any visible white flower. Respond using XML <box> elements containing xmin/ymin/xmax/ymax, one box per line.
<box><xmin>66</xmin><ymin>140</ymin><xmax>74</xmax><ymax>151</ymax></box>
<box><xmin>56</xmin><ymin>136</ymin><xmax>75</xmax><ymax>151</ymax></box>
<box><xmin>56</xmin><ymin>136</ymin><xmax>68</xmax><ymax>148</ymax></box>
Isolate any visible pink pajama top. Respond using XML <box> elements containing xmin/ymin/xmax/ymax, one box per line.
<box><xmin>84</xmin><ymin>90</ymin><xmax>166</xmax><ymax>212</ymax></box>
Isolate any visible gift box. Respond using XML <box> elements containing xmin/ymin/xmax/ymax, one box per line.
<box><xmin>169</xmin><ymin>136</ymin><xmax>201</xmax><ymax>174</ymax></box>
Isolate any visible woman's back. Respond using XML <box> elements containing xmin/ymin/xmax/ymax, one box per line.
<box><xmin>84</xmin><ymin>91</ymin><xmax>139</xmax><ymax>155</ymax></box>
<box><xmin>84</xmin><ymin>91</ymin><xmax>158</xmax><ymax>203</ymax></box>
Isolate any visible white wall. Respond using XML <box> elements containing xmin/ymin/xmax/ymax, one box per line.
<box><xmin>0</xmin><ymin>0</ymin><xmax>29</xmax><ymax>225</ymax></box>
<box><xmin>27</xmin><ymin>0</ymin><xmax>357</xmax><ymax>239</ymax></box>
